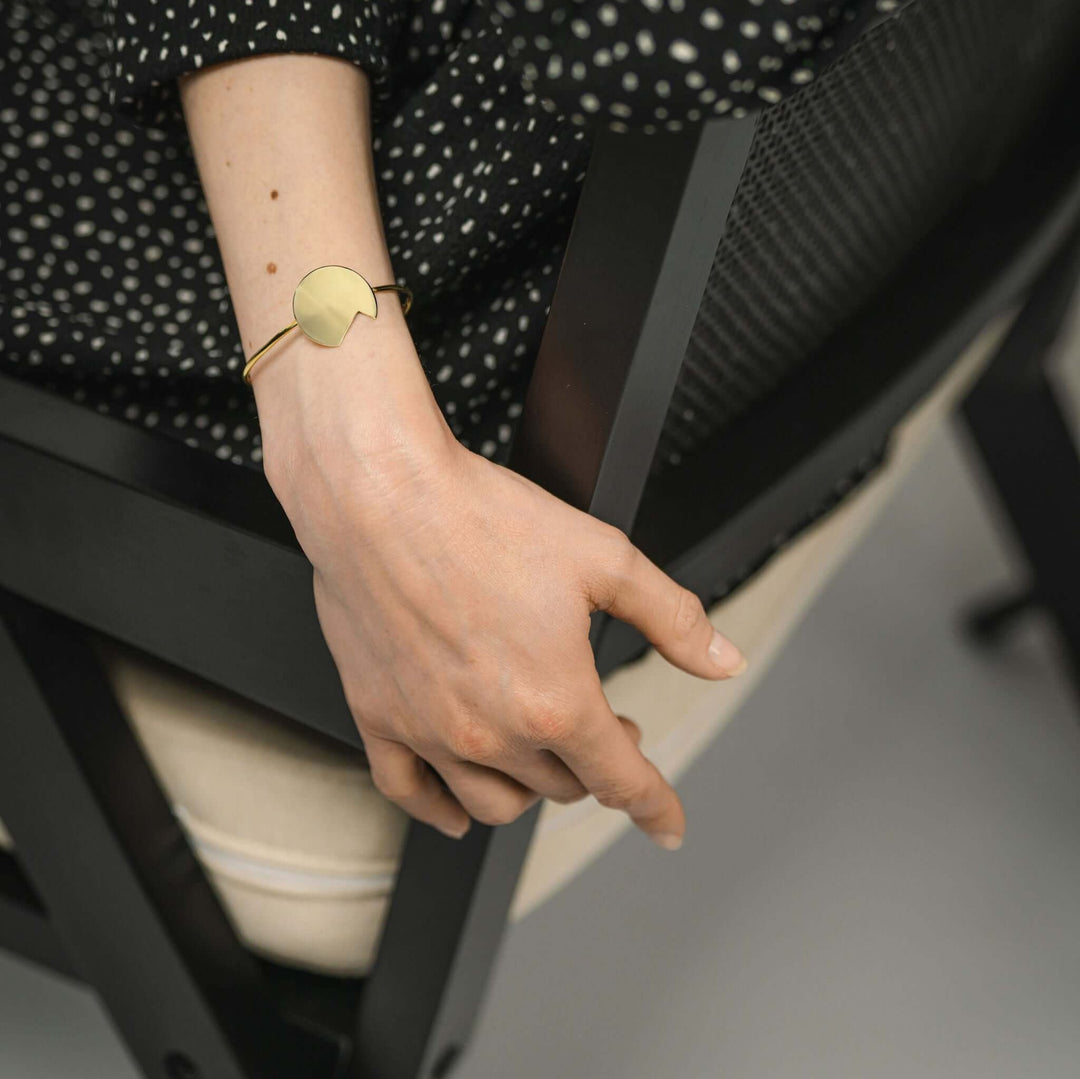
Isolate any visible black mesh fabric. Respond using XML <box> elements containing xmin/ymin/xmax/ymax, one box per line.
<box><xmin>651</xmin><ymin>0</ymin><xmax>1080</xmax><ymax>478</ymax></box>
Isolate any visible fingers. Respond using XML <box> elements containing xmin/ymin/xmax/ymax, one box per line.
<box><xmin>436</xmin><ymin>759</ymin><xmax>542</xmax><ymax>826</ymax></box>
<box><xmin>587</xmin><ymin>531</ymin><xmax>747</xmax><ymax>680</ymax></box>
<box><xmin>370</xmin><ymin>711</ymin><xmax>654</xmax><ymax>839</ymax></box>
<box><xmin>489</xmin><ymin>749</ymin><xmax>589</xmax><ymax>805</ymax></box>
<box><xmin>435</xmin><ymin>718</ymin><xmax>645</xmax><ymax>818</ymax></box>
<box><xmin>364</xmin><ymin>734</ymin><xmax>472</xmax><ymax>839</ymax></box>
<box><xmin>368</xmin><ymin>718</ymin><xmax>639</xmax><ymax>834</ymax></box>
<box><xmin>552</xmin><ymin>691</ymin><xmax>687</xmax><ymax>850</ymax></box>
<box><xmin>438</xmin><ymin>716</ymin><xmax>644</xmax><ymax>814</ymax></box>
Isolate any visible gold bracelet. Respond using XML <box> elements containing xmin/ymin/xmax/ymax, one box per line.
<box><xmin>242</xmin><ymin>264</ymin><xmax>413</xmax><ymax>385</ymax></box>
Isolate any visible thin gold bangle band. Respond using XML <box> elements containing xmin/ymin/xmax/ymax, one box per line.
<box><xmin>242</xmin><ymin>268</ymin><xmax>414</xmax><ymax>385</ymax></box>
<box><xmin>242</xmin><ymin>320</ymin><xmax>301</xmax><ymax>383</ymax></box>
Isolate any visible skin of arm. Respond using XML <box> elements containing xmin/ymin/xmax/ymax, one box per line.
<box><xmin>176</xmin><ymin>53</ymin><xmax>748</xmax><ymax>849</ymax></box>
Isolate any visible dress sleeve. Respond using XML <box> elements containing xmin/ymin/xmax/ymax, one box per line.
<box><xmin>104</xmin><ymin>0</ymin><xmax>407</xmax><ymax>129</ymax></box>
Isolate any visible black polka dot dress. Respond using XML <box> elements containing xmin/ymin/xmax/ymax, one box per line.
<box><xmin>1</xmin><ymin>0</ymin><xmax>904</xmax><ymax>470</ymax></box>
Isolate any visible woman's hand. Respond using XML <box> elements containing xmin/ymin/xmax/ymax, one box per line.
<box><xmin>176</xmin><ymin>51</ymin><xmax>746</xmax><ymax>849</ymax></box>
<box><xmin>254</xmin><ymin>321</ymin><xmax>748</xmax><ymax>851</ymax></box>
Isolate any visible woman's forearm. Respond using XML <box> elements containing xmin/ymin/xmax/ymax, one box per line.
<box><xmin>178</xmin><ymin>53</ymin><xmax>399</xmax><ymax>353</ymax></box>
<box><xmin>177</xmin><ymin>53</ymin><xmax>452</xmax><ymax>474</ymax></box>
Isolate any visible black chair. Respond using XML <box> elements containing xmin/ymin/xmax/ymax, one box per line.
<box><xmin>3</xmin><ymin>3</ymin><xmax>1080</xmax><ymax>1077</ymax></box>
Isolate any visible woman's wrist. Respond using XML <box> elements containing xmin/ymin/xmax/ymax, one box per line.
<box><xmin>174</xmin><ymin>53</ymin><xmax>455</xmax><ymax>506</ymax></box>
<box><xmin>251</xmin><ymin>320</ymin><xmax>460</xmax><ymax>514</ymax></box>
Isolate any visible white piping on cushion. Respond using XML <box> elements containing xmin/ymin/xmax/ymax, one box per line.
<box><xmin>174</xmin><ymin>805</ymin><xmax>397</xmax><ymax>899</ymax></box>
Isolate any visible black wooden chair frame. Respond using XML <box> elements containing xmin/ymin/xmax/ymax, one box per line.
<box><xmin>2</xmin><ymin>58</ymin><xmax>1080</xmax><ymax>1079</ymax></box>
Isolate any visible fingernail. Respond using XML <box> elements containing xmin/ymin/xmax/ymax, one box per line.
<box><xmin>653</xmin><ymin>832</ymin><xmax>684</xmax><ymax>851</ymax></box>
<box><xmin>437</xmin><ymin>820</ymin><xmax>470</xmax><ymax>840</ymax></box>
<box><xmin>708</xmin><ymin>629</ymin><xmax>747</xmax><ymax>677</ymax></box>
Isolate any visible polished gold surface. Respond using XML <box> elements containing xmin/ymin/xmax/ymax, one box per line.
<box><xmin>242</xmin><ymin>265</ymin><xmax>413</xmax><ymax>384</ymax></box>
<box><xmin>293</xmin><ymin>264</ymin><xmax>378</xmax><ymax>346</ymax></box>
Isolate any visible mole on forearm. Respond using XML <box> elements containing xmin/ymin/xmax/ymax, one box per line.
<box><xmin>270</xmin><ymin>189</ymin><xmax>279</xmax><ymax>199</ymax></box>
<box><xmin>267</xmin><ymin>262</ymin><xmax>277</xmax><ymax>274</ymax></box>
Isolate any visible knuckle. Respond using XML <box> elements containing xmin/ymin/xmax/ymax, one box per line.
<box><xmin>584</xmin><ymin>525</ymin><xmax>637</xmax><ymax>611</ymax></box>
<box><xmin>472</xmin><ymin>797</ymin><xmax>527</xmax><ymax>827</ymax></box>
<box><xmin>593</xmin><ymin>778</ymin><xmax>642</xmax><ymax>812</ymax></box>
<box><xmin>605</xmin><ymin>526</ymin><xmax>639</xmax><ymax>585</ymax></box>
<box><xmin>547</xmin><ymin>784</ymin><xmax>589</xmax><ymax>806</ymax></box>
<box><xmin>671</xmin><ymin>586</ymin><xmax>706</xmax><ymax>641</ymax></box>
<box><xmin>523</xmin><ymin>706</ymin><xmax>574</xmax><ymax>747</ymax></box>
<box><xmin>361</xmin><ymin>721</ymin><xmax>401</xmax><ymax>753</ymax></box>
<box><xmin>344</xmin><ymin>690</ymin><xmax>398</xmax><ymax>743</ymax></box>
<box><xmin>374</xmin><ymin>772</ymin><xmax>421</xmax><ymax>804</ymax></box>
<box><xmin>447</xmin><ymin>717</ymin><xmax>498</xmax><ymax>763</ymax></box>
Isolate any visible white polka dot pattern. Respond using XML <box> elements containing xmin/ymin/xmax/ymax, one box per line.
<box><xmin>490</xmin><ymin>0</ymin><xmax>894</xmax><ymax>130</ymax></box>
<box><xmin>2</xmin><ymin>0</ymin><xmax>900</xmax><ymax>470</ymax></box>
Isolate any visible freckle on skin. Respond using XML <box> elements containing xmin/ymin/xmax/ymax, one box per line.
<box><xmin>267</xmin><ymin>262</ymin><xmax>277</xmax><ymax>274</ymax></box>
<box><xmin>270</xmin><ymin>189</ymin><xmax>279</xmax><ymax>199</ymax></box>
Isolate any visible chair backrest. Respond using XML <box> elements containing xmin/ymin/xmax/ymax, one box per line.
<box><xmin>654</xmin><ymin>0</ymin><xmax>1080</xmax><ymax>476</ymax></box>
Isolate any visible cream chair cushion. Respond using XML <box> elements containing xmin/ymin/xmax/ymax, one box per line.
<box><xmin>0</xmin><ymin>313</ymin><xmax>1010</xmax><ymax>977</ymax></box>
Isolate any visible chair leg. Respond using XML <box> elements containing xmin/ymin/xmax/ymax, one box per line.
<box><xmin>355</xmin><ymin>808</ymin><xmax>541</xmax><ymax>1079</ymax></box>
<box><xmin>959</xmin><ymin>226</ymin><xmax>1080</xmax><ymax>698</ymax></box>
<box><xmin>0</xmin><ymin>590</ymin><xmax>339</xmax><ymax>1079</ymax></box>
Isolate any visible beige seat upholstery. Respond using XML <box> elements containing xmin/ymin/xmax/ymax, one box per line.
<box><xmin>0</xmin><ymin>314</ymin><xmax>1010</xmax><ymax>977</ymax></box>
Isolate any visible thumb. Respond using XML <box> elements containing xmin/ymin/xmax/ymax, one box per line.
<box><xmin>586</xmin><ymin>531</ymin><xmax>747</xmax><ymax>680</ymax></box>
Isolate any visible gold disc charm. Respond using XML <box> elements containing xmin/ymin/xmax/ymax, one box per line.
<box><xmin>242</xmin><ymin>264</ymin><xmax>413</xmax><ymax>384</ymax></box>
<box><xmin>293</xmin><ymin>265</ymin><xmax>379</xmax><ymax>347</ymax></box>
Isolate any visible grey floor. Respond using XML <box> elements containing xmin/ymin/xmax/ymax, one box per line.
<box><xmin>4</xmin><ymin>416</ymin><xmax>1080</xmax><ymax>1078</ymax></box>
